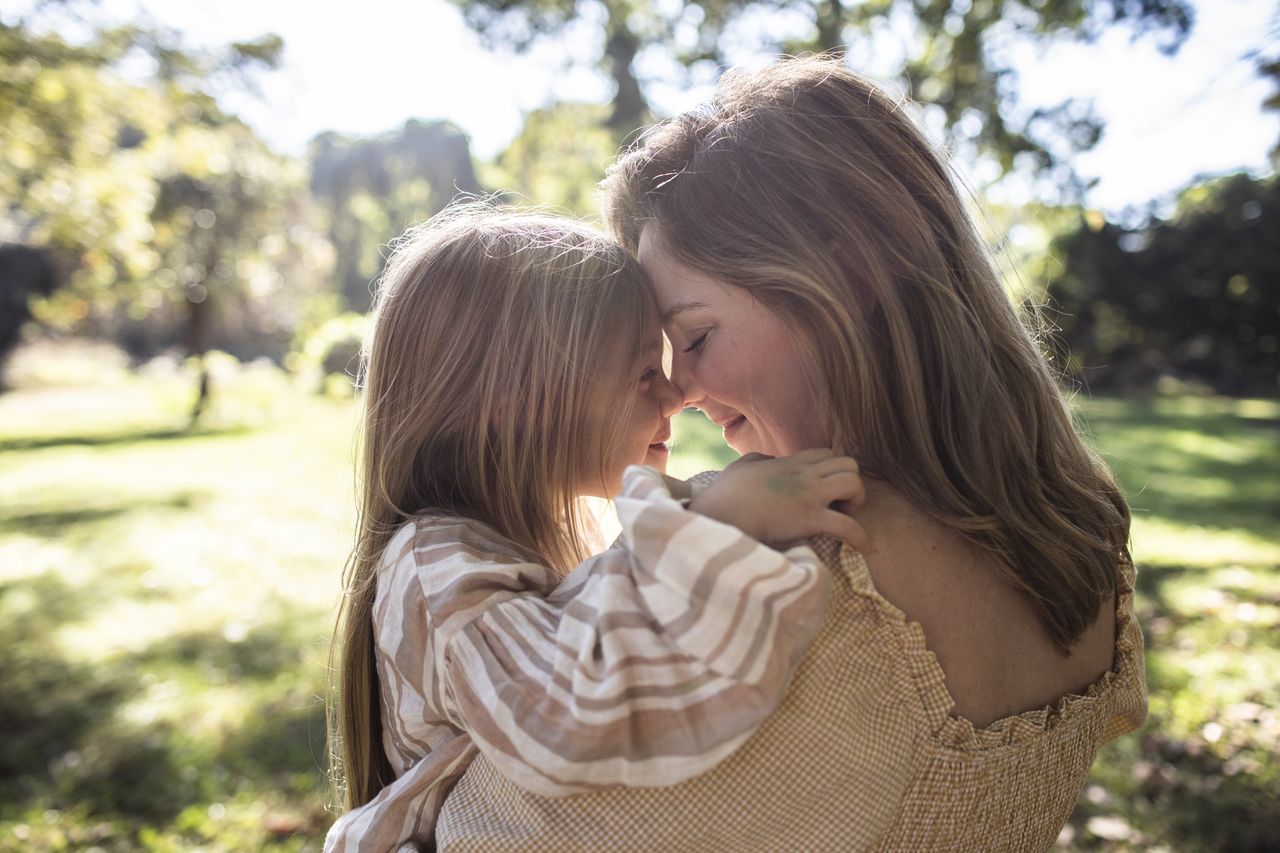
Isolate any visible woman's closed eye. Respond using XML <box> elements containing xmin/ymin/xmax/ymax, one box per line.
<box><xmin>682</xmin><ymin>328</ymin><xmax>712</xmax><ymax>354</ymax></box>
<box><xmin>640</xmin><ymin>366</ymin><xmax>662</xmax><ymax>382</ymax></box>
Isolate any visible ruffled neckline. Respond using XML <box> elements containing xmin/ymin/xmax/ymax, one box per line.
<box><xmin>838</xmin><ymin>545</ymin><xmax>1143</xmax><ymax>752</ymax></box>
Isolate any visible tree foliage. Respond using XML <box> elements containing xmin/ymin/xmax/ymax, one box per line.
<box><xmin>449</xmin><ymin>0</ymin><xmax>1193</xmax><ymax>185</ymax></box>
<box><xmin>1046</xmin><ymin>173</ymin><xmax>1279</xmax><ymax>395</ymax></box>
<box><xmin>481</xmin><ymin>102</ymin><xmax>618</xmax><ymax>218</ymax></box>
<box><xmin>1257</xmin><ymin>11</ymin><xmax>1280</xmax><ymax>166</ymax></box>
<box><xmin>1</xmin><ymin>7</ymin><xmax>490</xmax><ymax>374</ymax></box>
<box><xmin>1</xmin><ymin>10</ymin><xmax>330</xmax><ymax>366</ymax></box>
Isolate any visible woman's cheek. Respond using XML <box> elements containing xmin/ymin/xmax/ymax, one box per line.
<box><xmin>697</xmin><ymin>354</ymin><xmax>727</xmax><ymax>398</ymax></box>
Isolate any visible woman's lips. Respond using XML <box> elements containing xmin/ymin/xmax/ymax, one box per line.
<box><xmin>720</xmin><ymin>414</ymin><xmax>747</xmax><ymax>440</ymax></box>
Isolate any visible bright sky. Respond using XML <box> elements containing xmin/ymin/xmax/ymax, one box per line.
<box><xmin>8</xmin><ymin>0</ymin><xmax>1278</xmax><ymax>215</ymax></box>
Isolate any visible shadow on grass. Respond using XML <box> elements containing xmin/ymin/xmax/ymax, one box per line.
<box><xmin>0</xmin><ymin>492</ymin><xmax>207</xmax><ymax>539</ymax></box>
<box><xmin>130</xmin><ymin>622</ymin><xmax>309</xmax><ymax>682</ymax></box>
<box><xmin>0</xmin><ymin>575</ymin><xmax>207</xmax><ymax>823</ymax></box>
<box><xmin>49</xmin><ymin>722</ymin><xmax>204</xmax><ymax>823</ymax></box>
<box><xmin>1133</xmin><ymin>562</ymin><xmax>1194</xmax><ymax>606</ymax></box>
<box><xmin>221</xmin><ymin>695</ymin><xmax>330</xmax><ymax>790</ymax></box>
<box><xmin>1069</xmin><ymin>729</ymin><xmax>1280</xmax><ymax>851</ymax></box>
<box><xmin>126</xmin><ymin>622</ymin><xmax>331</xmax><ymax>798</ymax></box>
<box><xmin>0</xmin><ymin>577</ymin><xmax>328</xmax><ymax>827</ymax></box>
<box><xmin>1079</xmin><ymin>549</ymin><xmax>1280</xmax><ymax>848</ymax></box>
<box><xmin>1082</xmin><ymin>405</ymin><xmax>1280</xmax><ymax>543</ymax></box>
<box><xmin>0</xmin><ymin>574</ymin><xmax>128</xmax><ymax>802</ymax></box>
<box><xmin>1123</xmin><ymin>482</ymin><xmax>1278</xmax><ymax>544</ymax></box>
<box><xmin>0</xmin><ymin>424</ymin><xmax>254</xmax><ymax>453</ymax></box>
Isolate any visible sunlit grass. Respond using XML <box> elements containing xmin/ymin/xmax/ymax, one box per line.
<box><xmin>1</xmin><ymin>344</ymin><xmax>1276</xmax><ymax>850</ymax></box>
<box><xmin>1130</xmin><ymin>516</ymin><xmax>1280</xmax><ymax>568</ymax></box>
<box><xmin>0</xmin><ymin>350</ymin><xmax>348</xmax><ymax>851</ymax></box>
<box><xmin>1065</xmin><ymin>395</ymin><xmax>1280</xmax><ymax>851</ymax></box>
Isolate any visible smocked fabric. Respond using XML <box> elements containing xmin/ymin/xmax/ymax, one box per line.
<box><xmin>435</xmin><ymin>535</ymin><xmax>1147</xmax><ymax>852</ymax></box>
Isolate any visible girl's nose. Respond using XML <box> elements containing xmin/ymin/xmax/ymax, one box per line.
<box><xmin>667</xmin><ymin>351</ymin><xmax>698</xmax><ymax>408</ymax></box>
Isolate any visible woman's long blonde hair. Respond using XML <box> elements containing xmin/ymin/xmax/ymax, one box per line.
<box><xmin>601</xmin><ymin>56</ymin><xmax>1130</xmax><ymax>656</ymax></box>
<box><xmin>328</xmin><ymin>202</ymin><xmax>654</xmax><ymax>811</ymax></box>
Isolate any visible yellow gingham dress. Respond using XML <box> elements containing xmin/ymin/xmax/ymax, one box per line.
<box><xmin>435</xmin><ymin>537</ymin><xmax>1147</xmax><ymax>851</ymax></box>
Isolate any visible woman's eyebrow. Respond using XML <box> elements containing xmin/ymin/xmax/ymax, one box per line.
<box><xmin>660</xmin><ymin>300</ymin><xmax>708</xmax><ymax>323</ymax></box>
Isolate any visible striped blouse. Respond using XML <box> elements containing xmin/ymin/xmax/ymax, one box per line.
<box><xmin>324</xmin><ymin>465</ymin><xmax>831</xmax><ymax>853</ymax></box>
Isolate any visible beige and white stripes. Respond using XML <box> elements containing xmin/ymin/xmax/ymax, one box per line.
<box><xmin>324</xmin><ymin>465</ymin><xmax>831</xmax><ymax>853</ymax></box>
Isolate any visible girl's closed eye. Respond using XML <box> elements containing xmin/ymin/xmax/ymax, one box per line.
<box><xmin>640</xmin><ymin>366</ymin><xmax>662</xmax><ymax>382</ymax></box>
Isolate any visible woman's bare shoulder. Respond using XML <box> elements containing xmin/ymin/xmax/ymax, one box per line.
<box><xmin>858</xmin><ymin>483</ymin><xmax>1116</xmax><ymax>728</ymax></box>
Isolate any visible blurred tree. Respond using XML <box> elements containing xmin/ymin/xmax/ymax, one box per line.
<box><xmin>309</xmin><ymin>119</ymin><xmax>483</xmax><ymax>311</ymax></box>
<box><xmin>449</xmin><ymin>0</ymin><xmax>1192</xmax><ymax>186</ymax></box>
<box><xmin>1265</xmin><ymin>58</ymin><xmax>1280</xmax><ymax>159</ymax></box>
<box><xmin>1259</xmin><ymin>56</ymin><xmax>1280</xmax><ymax>165</ymax></box>
<box><xmin>1045</xmin><ymin>173</ymin><xmax>1279</xmax><ymax>395</ymax></box>
<box><xmin>144</xmin><ymin>123</ymin><xmax>323</xmax><ymax>421</ymax></box>
<box><xmin>1</xmin><ymin>10</ymin><xmax>331</xmax><ymax>410</ymax></box>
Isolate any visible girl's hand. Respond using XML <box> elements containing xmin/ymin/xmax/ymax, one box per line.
<box><xmin>659</xmin><ymin>473</ymin><xmax>694</xmax><ymax>503</ymax></box>
<box><xmin>690</xmin><ymin>448</ymin><xmax>867</xmax><ymax>550</ymax></box>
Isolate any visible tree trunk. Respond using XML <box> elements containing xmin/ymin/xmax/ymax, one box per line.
<box><xmin>603</xmin><ymin>17</ymin><xmax>647</xmax><ymax>134</ymax></box>
<box><xmin>815</xmin><ymin>0</ymin><xmax>847</xmax><ymax>54</ymax></box>
<box><xmin>187</xmin><ymin>288</ymin><xmax>212</xmax><ymax>425</ymax></box>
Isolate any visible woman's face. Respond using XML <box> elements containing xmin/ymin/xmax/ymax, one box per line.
<box><xmin>638</xmin><ymin>229</ymin><xmax>828</xmax><ymax>457</ymax></box>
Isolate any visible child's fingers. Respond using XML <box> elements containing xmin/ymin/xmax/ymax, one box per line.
<box><xmin>819</xmin><ymin>471</ymin><xmax>865</xmax><ymax>507</ymax></box>
<box><xmin>791</xmin><ymin>447</ymin><xmax>836</xmax><ymax>464</ymax></box>
<box><xmin>811</xmin><ymin>455</ymin><xmax>859</xmax><ymax>478</ymax></box>
<box><xmin>816</xmin><ymin>508</ymin><xmax>868</xmax><ymax>551</ymax></box>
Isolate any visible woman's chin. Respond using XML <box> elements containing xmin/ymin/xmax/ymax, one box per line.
<box><xmin>726</xmin><ymin>435</ymin><xmax>765</xmax><ymax>457</ymax></box>
<box><xmin>725</xmin><ymin>426</ymin><xmax>775</xmax><ymax>457</ymax></box>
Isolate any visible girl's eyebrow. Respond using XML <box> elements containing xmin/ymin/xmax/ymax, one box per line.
<box><xmin>660</xmin><ymin>300</ymin><xmax>708</xmax><ymax>323</ymax></box>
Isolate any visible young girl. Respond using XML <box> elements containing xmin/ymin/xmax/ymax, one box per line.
<box><xmin>324</xmin><ymin>203</ymin><xmax>865</xmax><ymax>852</ymax></box>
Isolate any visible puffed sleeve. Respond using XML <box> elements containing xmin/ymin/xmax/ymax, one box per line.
<box><xmin>411</xmin><ymin>464</ymin><xmax>830</xmax><ymax>795</ymax></box>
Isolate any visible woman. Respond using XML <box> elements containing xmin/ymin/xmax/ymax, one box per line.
<box><xmin>434</xmin><ymin>56</ymin><xmax>1146</xmax><ymax>851</ymax></box>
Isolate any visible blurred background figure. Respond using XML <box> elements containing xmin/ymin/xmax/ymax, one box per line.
<box><xmin>0</xmin><ymin>243</ymin><xmax>65</xmax><ymax>387</ymax></box>
<box><xmin>0</xmin><ymin>0</ymin><xmax>1275</xmax><ymax>850</ymax></box>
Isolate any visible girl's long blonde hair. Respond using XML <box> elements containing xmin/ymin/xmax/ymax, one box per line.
<box><xmin>328</xmin><ymin>202</ymin><xmax>654</xmax><ymax>811</ymax></box>
<box><xmin>601</xmin><ymin>56</ymin><xmax>1130</xmax><ymax>656</ymax></box>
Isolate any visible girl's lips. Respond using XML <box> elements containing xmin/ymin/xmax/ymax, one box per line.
<box><xmin>645</xmin><ymin>442</ymin><xmax>670</xmax><ymax>467</ymax></box>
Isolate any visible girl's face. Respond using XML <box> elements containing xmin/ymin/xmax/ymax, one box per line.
<box><xmin>583</xmin><ymin>313</ymin><xmax>683</xmax><ymax>498</ymax></box>
<box><xmin>638</xmin><ymin>229</ymin><xmax>828</xmax><ymax>457</ymax></box>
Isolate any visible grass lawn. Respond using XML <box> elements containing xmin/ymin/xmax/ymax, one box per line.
<box><xmin>1</xmin><ymin>344</ymin><xmax>1277</xmax><ymax>851</ymax></box>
